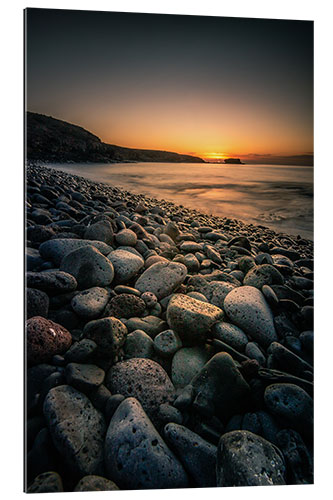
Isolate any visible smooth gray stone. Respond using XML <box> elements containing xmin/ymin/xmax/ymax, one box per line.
<box><xmin>124</xmin><ymin>329</ymin><xmax>155</xmax><ymax>359</ymax></box>
<box><xmin>104</xmin><ymin>397</ymin><xmax>189</xmax><ymax>489</ymax></box>
<box><xmin>26</xmin><ymin>270</ymin><xmax>77</xmax><ymax>293</ymax></box>
<box><xmin>157</xmin><ymin>403</ymin><xmax>183</xmax><ymax>426</ymax></box>
<box><xmin>125</xmin><ymin>315</ymin><xmax>167</xmax><ymax>338</ymax></box>
<box><xmin>238</xmin><ymin>255</ymin><xmax>256</xmax><ymax>273</ymax></box>
<box><xmin>270</xmin><ymin>247</ymin><xmax>300</xmax><ymax>261</ymax></box>
<box><xmin>245</xmin><ymin>342</ymin><xmax>266</xmax><ymax>366</ymax></box>
<box><xmin>262</xmin><ymin>284</ymin><xmax>279</xmax><ymax>307</ymax></box>
<box><xmin>171</xmin><ymin>345</ymin><xmax>215</xmax><ymax>388</ymax></box>
<box><xmin>60</xmin><ymin>246</ymin><xmax>114</xmax><ymax>289</ymax></box>
<box><xmin>217</xmin><ymin>430</ymin><xmax>285</xmax><ymax>486</ymax></box>
<box><xmin>264</xmin><ymin>383</ymin><xmax>313</xmax><ymax>438</ymax></box>
<box><xmin>179</xmin><ymin>241</ymin><xmax>204</xmax><ymax>253</ymax></box>
<box><xmin>164</xmin><ymin>423</ymin><xmax>217</xmax><ymax>487</ymax></box>
<box><xmin>43</xmin><ymin>385</ymin><xmax>106</xmax><ymax>476</ymax></box>
<box><xmin>107</xmin><ymin>248</ymin><xmax>144</xmax><ymax>284</ymax></box>
<box><xmin>135</xmin><ymin>261</ymin><xmax>187</xmax><ymax>299</ymax></box>
<box><xmin>84</xmin><ymin>221</ymin><xmax>113</xmax><ymax>245</ymax></box>
<box><xmin>224</xmin><ymin>286</ymin><xmax>277</xmax><ymax>347</ymax></box>
<box><xmin>39</xmin><ymin>238</ymin><xmax>112</xmax><ymax>266</ymax></box>
<box><xmin>272</xmin><ymin>254</ymin><xmax>294</xmax><ymax>268</ymax></box>
<box><xmin>115</xmin><ymin>228</ymin><xmax>138</xmax><ymax>246</ymax></box>
<box><xmin>71</xmin><ymin>287</ymin><xmax>110</xmax><ymax>318</ymax></box>
<box><xmin>212</xmin><ymin>322</ymin><xmax>249</xmax><ymax>351</ymax></box>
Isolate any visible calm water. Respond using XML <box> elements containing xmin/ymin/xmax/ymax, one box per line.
<box><xmin>48</xmin><ymin>162</ymin><xmax>313</xmax><ymax>240</ymax></box>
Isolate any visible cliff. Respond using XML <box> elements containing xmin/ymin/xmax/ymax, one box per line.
<box><xmin>26</xmin><ymin>112</ymin><xmax>205</xmax><ymax>164</ymax></box>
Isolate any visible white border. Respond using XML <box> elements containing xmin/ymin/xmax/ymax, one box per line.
<box><xmin>1</xmin><ymin>1</ymin><xmax>332</xmax><ymax>499</ymax></box>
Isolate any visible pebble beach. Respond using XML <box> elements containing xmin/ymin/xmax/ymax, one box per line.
<box><xmin>25</xmin><ymin>163</ymin><xmax>314</xmax><ymax>492</ymax></box>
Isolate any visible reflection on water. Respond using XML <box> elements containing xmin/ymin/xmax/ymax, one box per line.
<box><xmin>48</xmin><ymin>162</ymin><xmax>313</xmax><ymax>240</ymax></box>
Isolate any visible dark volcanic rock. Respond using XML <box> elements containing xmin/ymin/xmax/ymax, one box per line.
<box><xmin>217</xmin><ymin>430</ymin><xmax>286</xmax><ymax>486</ymax></box>
<box><xmin>105</xmin><ymin>358</ymin><xmax>175</xmax><ymax>426</ymax></box>
<box><xmin>43</xmin><ymin>385</ymin><xmax>106</xmax><ymax>477</ymax></box>
<box><xmin>26</xmin><ymin>270</ymin><xmax>77</xmax><ymax>293</ymax></box>
<box><xmin>26</xmin><ymin>288</ymin><xmax>49</xmax><ymax>319</ymax></box>
<box><xmin>71</xmin><ymin>287</ymin><xmax>110</xmax><ymax>318</ymax></box>
<box><xmin>243</xmin><ymin>264</ymin><xmax>284</xmax><ymax>288</ymax></box>
<box><xmin>104</xmin><ymin>397</ymin><xmax>189</xmax><ymax>489</ymax></box>
<box><xmin>27</xmin><ymin>471</ymin><xmax>64</xmax><ymax>493</ymax></box>
<box><xmin>26</xmin><ymin>247</ymin><xmax>44</xmax><ymax>271</ymax></box>
<box><xmin>164</xmin><ymin>423</ymin><xmax>217</xmax><ymax>487</ymax></box>
<box><xmin>26</xmin><ymin>316</ymin><xmax>72</xmax><ymax>365</ymax></box>
<box><xmin>74</xmin><ymin>475</ymin><xmax>119</xmax><ymax>491</ymax></box>
<box><xmin>264</xmin><ymin>383</ymin><xmax>313</xmax><ymax>437</ymax></box>
<box><xmin>276</xmin><ymin>429</ymin><xmax>313</xmax><ymax>484</ymax></box>
<box><xmin>83</xmin><ymin>317</ymin><xmax>127</xmax><ymax>359</ymax></box>
<box><xmin>188</xmin><ymin>352</ymin><xmax>251</xmax><ymax>421</ymax></box>
<box><xmin>27</xmin><ymin>224</ymin><xmax>56</xmax><ymax>244</ymax></box>
<box><xmin>104</xmin><ymin>293</ymin><xmax>146</xmax><ymax>319</ymax></box>
<box><xmin>65</xmin><ymin>363</ymin><xmax>105</xmax><ymax>393</ymax></box>
<box><xmin>27</xmin><ymin>364</ymin><xmax>57</xmax><ymax>415</ymax></box>
<box><xmin>64</xmin><ymin>339</ymin><xmax>97</xmax><ymax>363</ymax></box>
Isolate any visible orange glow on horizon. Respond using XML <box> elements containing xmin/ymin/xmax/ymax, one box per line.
<box><xmin>202</xmin><ymin>152</ymin><xmax>229</xmax><ymax>160</ymax></box>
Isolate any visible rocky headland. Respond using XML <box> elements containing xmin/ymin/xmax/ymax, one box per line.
<box><xmin>26</xmin><ymin>112</ymin><xmax>205</xmax><ymax>164</ymax></box>
<box><xmin>26</xmin><ymin>163</ymin><xmax>313</xmax><ymax>492</ymax></box>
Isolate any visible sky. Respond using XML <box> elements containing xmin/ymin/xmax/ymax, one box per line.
<box><xmin>26</xmin><ymin>9</ymin><xmax>313</xmax><ymax>162</ymax></box>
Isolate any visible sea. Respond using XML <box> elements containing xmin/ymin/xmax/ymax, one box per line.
<box><xmin>47</xmin><ymin>162</ymin><xmax>313</xmax><ymax>240</ymax></box>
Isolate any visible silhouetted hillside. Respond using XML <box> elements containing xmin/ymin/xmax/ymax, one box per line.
<box><xmin>26</xmin><ymin>112</ymin><xmax>205</xmax><ymax>163</ymax></box>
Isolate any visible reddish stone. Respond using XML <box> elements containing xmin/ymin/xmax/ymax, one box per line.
<box><xmin>26</xmin><ymin>316</ymin><xmax>72</xmax><ymax>365</ymax></box>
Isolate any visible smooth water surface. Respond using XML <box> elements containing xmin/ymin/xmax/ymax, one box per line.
<box><xmin>48</xmin><ymin>162</ymin><xmax>313</xmax><ymax>240</ymax></box>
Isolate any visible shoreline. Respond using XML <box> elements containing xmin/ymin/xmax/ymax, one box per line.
<box><xmin>25</xmin><ymin>162</ymin><xmax>313</xmax><ymax>491</ymax></box>
<box><xmin>27</xmin><ymin>162</ymin><xmax>314</xmax><ymax>249</ymax></box>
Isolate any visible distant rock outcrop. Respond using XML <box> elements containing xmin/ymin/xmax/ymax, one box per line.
<box><xmin>26</xmin><ymin>112</ymin><xmax>205</xmax><ymax>163</ymax></box>
<box><xmin>224</xmin><ymin>158</ymin><xmax>244</xmax><ymax>164</ymax></box>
